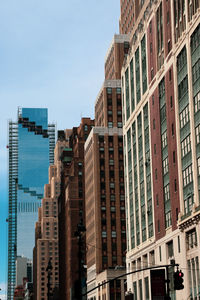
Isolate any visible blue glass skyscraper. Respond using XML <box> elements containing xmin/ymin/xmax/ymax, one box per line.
<box><xmin>7</xmin><ymin>108</ymin><xmax>55</xmax><ymax>300</ymax></box>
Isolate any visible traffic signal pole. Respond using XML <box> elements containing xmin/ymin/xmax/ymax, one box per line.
<box><xmin>166</xmin><ymin>266</ymin><xmax>170</xmax><ymax>300</ymax></box>
<box><xmin>82</xmin><ymin>263</ymin><xmax>179</xmax><ymax>297</ymax></box>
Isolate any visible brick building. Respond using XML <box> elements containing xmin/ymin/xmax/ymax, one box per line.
<box><xmin>85</xmin><ymin>127</ymin><xmax>126</xmax><ymax>299</ymax></box>
<box><xmin>121</xmin><ymin>0</ymin><xmax>200</xmax><ymax>299</ymax></box>
<box><xmin>85</xmin><ymin>32</ymin><xmax>129</xmax><ymax>299</ymax></box>
<box><xmin>58</xmin><ymin>118</ymin><xmax>94</xmax><ymax>300</ymax></box>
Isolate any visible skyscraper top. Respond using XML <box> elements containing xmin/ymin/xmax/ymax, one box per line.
<box><xmin>18</xmin><ymin>107</ymin><xmax>48</xmax><ymax>129</ymax></box>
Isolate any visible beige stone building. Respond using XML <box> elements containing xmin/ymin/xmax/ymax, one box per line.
<box><xmin>33</xmin><ymin>137</ymin><xmax>67</xmax><ymax>300</ymax></box>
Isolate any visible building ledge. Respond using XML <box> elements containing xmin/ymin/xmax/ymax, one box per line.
<box><xmin>178</xmin><ymin>207</ymin><xmax>200</xmax><ymax>231</ymax></box>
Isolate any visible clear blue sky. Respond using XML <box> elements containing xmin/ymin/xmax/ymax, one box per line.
<box><xmin>0</xmin><ymin>1</ymin><xmax>120</xmax><ymax>298</ymax></box>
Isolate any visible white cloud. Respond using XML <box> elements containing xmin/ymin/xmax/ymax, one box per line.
<box><xmin>0</xmin><ymin>282</ymin><xmax>7</xmax><ymax>300</ymax></box>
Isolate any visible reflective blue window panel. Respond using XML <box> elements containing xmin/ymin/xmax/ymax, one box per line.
<box><xmin>17</xmin><ymin>108</ymin><xmax>49</xmax><ymax>259</ymax></box>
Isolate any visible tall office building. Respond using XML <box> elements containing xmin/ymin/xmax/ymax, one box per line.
<box><xmin>84</xmin><ymin>33</ymin><xmax>129</xmax><ymax>299</ymax></box>
<box><xmin>85</xmin><ymin>127</ymin><xmax>126</xmax><ymax>300</ymax></box>
<box><xmin>121</xmin><ymin>0</ymin><xmax>200</xmax><ymax>299</ymax></box>
<box><xmin>33</xmin><ymin>138</ymin><xmax>63</xmax><ymax>300</ymax></box>
<box><xmin>8</xmin><ymin>108</ymin><xmax>55</xmax><ymax>300</ymax></box>
<box><xmin>58</xmin><ymin>118</ymin><xmax>94</xmax><ymax>300</ymax></box>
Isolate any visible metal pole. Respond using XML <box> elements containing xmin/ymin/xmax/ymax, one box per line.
<box><xmin>83</xmin><ymin>263</ymin><xmax>179</xmax><ymax>297</ymax></box>
<box><xmin>166</xmin><ymin>266</ymin><xmax>171</xmax><ymax>300</ymax></box>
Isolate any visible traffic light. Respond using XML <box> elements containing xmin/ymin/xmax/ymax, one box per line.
<box><xmin>174</xmin><ymin>270</ymin><xmax>184</xmax><ymax>290</ymax></box>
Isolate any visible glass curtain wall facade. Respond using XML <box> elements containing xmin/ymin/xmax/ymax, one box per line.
<box><xmin>7</xmin><ymin>108</ymin><xmax>55</xmax><ymax>300</ymax></box>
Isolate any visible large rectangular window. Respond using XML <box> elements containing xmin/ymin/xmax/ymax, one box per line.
<box><xmin>135</xmin><ymin>47</ymin><xmax>141</xmax><ymax>103</ymax></box>
<box><xmin>177</xmin><ymin>46</ymin><xmax>194</xmax><ymax>215</ymax></box>
<box><xmin>130</xmin><ymin>59</ymin><xmax>135</xmax><ymax>113</ymax></box>
<box><xmin>181</xmin><ymin>134</ymin><xmax>191</xmax><ymax>157</ymax></box>
<box><xmin>141</xmin><ymin>35</ymin><xmax>147</xmax><ymax>94</ymax></box>
<box><xmin>125</xmin><ymin>67</ymin><xmax>130</xmax><ymax>120</ymax></box>
<box><xmin>182</xmin><ymin>164</ymin><xmax>193</xmax><ymax>187</ymax></box>
<box><xmin>157</xmin><ymin>2</ymin><xmax>164</xmax><ymax>69</ymax></box>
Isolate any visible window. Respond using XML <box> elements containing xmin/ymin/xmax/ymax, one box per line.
<box><xmin>168</xmin><ymin>40</ymin><xmax>171</xmax><ymax>53</ymax></box>
<box><xmin>165</xmin><ymin>211</ymin><xmax>171</xmax><ymax>228</ymax></box>
<box><xmin>163</xmin><ymin>157</ymin><xmax>169</xmax><ymax>175</ymax></box>
<box><xmin>170</xmin><ymin>96</ymin><xmax>173</xmax><ymax>107</ymax></box>
<box><xmin>167</xmin><ymin>11</ymin><xmax>170</xmax><ymax>24</ymax></box>
<box><xmin>194</xmin><ymin>91</ymin><xmax>200</xmax><ymax>113</ymax></box>
<box><xmin>141</xmin><ymin>35</ymin><xmax>147</xmax><ymax>94</ymax></box>
<box><xmin>153</xmin><ymin>119</ymin><xmax>156</xmax><ymax>129</ymax></box>
<box><xmin>156</xmin><ymin>194</ymin><xmax>159</xmax><ymax>206</ymax></box>
<box><xmin>164</xmin><ymin>184</ymin><xmax>170</xmax><ymax>202</ymax></box>
<box><xmin>173</xmin><ymin>151</ymin><xmax>176</xmax><ymax>163</ymax></box>
<box><xmin>149</xmin><ymin>21</ymin><xmax>152</xmax><ymax>33</ymax></box>
<box><xmin>152</xmin><ymin>95</ymin><xmax>154</xmax><ymax>105</ymax></box>
<box><xmin>178</xmin><ymin>76</ymin><xmax>188</xmax><ymax>99</ymax></box>
<box><xmin>109</xmin><ymin>159</ymin><xmax>114</xmax><ymax>165</ymax></box>
<box><xmin>172</xmin><ymin>123</ymin><xmax>174</xmax><ymax>136</ymax></box>
<box><xmin>159</xmin><ymin>245</ymin><xmax>162</xmax><ymax>261</ymax></box>
<box><xmin>154</xmin><ymin>144</ymin><xmax>156</xmax><ymax>154</ymax></box>
<box><xmin>169</xmin><ymin>69</ymin><xmax>172</xmax><ymax>81</ymax></box>
<box><xmin>135</xmin><ymin>47</ymin><xmax>141</xmax><ymax>103</ymax></box>
<box><xmin>178</xmin><ymin>235</ymin><xmax>181</xmax><ymax>253</ymax></box>
<box><xmin>160</xmin><ymin>104</ymin><xmax>166</xmax><ymax>124</ymax></box>
<box><xmin>111</xmin><ymin>231</ymin><xmax>117</xmax><ymax>238</ymax></box>
<box><xmin>197</xmin><ymin>157</ymin><xmax>200</xmax><ymax>176</ymax></box>
<box><xmin>192</xmin><ymin>59</ymin><xmax>200</xmax><ymax>83</ymax></box>
<box><xmin>133</xmin><ymin>282</ymin><xmax>137</xmax><ymax>300</ymax></box>
<box><xmin>116</xmin><ymin>87</ymin><xmax>121</xmax><ymax>94</ymax></box>
<box><xmin>157</xmin><ymin>2</ymin><xmax>164</xmax><ymax>69</ymax></box>
<box><xmin>161</xmin><ymin>131</ymin><xmax>167</xmax><ymax>148</ymax></box>
<box><xmin>147</xmin><ymin>174</ymin><xmax>151</xmax><ymax>191</ymax></box>
<box><xmin>184</xmin><ymin>196</ymin><xmax>193</xmax><ymax>214</ymax></box>
<box><xmin>158</xmin><ymin>220</ymin><xmax>160</xmax><ymax>233</ymax></box>
<box><xmin>139</xmin><ymin>279</ymin><xmax>143</xmax><ymax>300</ymax></box>
<box><xmin>195</xmin><ymin>124</ymin><xmax>200</xmax><ymax>144</ymax></box>
<box><xmin>107</xmin><ymin>87</ymin><xmax>112</xmax><ymax>94</ymax></box>
<box><xmin>186</xmin><ymin>229</ymin><xmax>197</xmax><ymax>250</ymax></box>
<box><xmin>181</xmin><ymin>134</ymin><xmax>191</xmax><ymax>157</ymax></box>
<box><xmin>149</xmin><ymin>250</ymin><xmax>155</xmax><ymax>265</ymax></box>
<box><xmin>167</xmin><ymin>240</ymin><xmax>174</xmax><ymax>258</ymax></box>
<box><xmin>174</xmin><ymin>179</ymin><xmax>177</xmax><ymax>192</ymax></box>
<box><xmin>151</xmin><ymin>68</ymin><xmax>154</xmax><ymax>80</ymax></box>
<box><xmin>176</xmin><ymin>207</ymin><xmax>179</xmax><ymax>220</ymax></box>
<box><xmin>125</xmin><ymin>67</ymin><xmax>130</xmax><ymax>120</ymax></box>
<box><xmin>182</xmin><ymin>165</ymin><xmax>193</xmax><ymax>186</ymax></box>
<box><xmin>180</xmin><ymin>105</ymin><xmax>189</xmax><ymax>128</ymax></box>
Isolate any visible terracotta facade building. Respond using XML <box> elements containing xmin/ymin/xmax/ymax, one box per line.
<box><xmin>33</xmin><ymin>138</ymin><xmax>64</xmax><ymax>300</ymax></box>
<box><xmin>85</xmin><ymin>33</ymin><xmax>129</xmax><ymax>300</ymax></box>
<box><xmin>58</xmin><ymin>118</ymin><xmax>94</xmax><ymax>300</ymax></box>
<box><xmin>85</xmin><ymin>127</ymin><xmax>126</xmax><ymax>299</ymax></box>
<box><xmin>121</xmin><ymin>0</ymin><xmax>200</xmax><ymax>299</ymax></box>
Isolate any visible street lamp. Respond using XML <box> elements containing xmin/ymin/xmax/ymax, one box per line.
<box><xmin>46</xmin><ymin>258</ymin><xmax>53</xmax><ymax>300</ymax></box>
